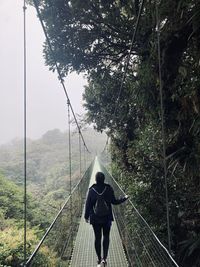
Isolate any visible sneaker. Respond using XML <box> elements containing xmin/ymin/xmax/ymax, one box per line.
<box><xmin>97</xmin><ymin>259</ymin><xmax>101</xmax><ymax>267</ymax></box>
<box><xmin>101</xmin><ymin>259</ymin><xmax>107</xmax><ymax>266</ymax></box>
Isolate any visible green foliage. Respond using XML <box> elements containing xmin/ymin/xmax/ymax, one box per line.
<box><xmin>0</xmin><ymin>128</ymin><xmax>105</xmax><ymax>190</ymax></box>
<box><xmin>0</xmin><ymin>226</ymin><xmax>36</xmax><ymax>266</ymax></box>
<box><xmin>0</xmin><ymin>128</ymin><xmax>106</xmax><ymax>266</ymax></box>
<box><xmin>0</xmin><ymin>225</ymin><xmax>57</xmax><ymax>267</ymax></box>
<box><xmin>111</xmin><ymin>122</ymin><xmax>168</xmax><ymax>234</ymax></box>
<box><xmin>36</xmin><ymin>0</ymin><xmax>137</xmax><ymax>75</ymax></box>
<box><xmin>0</xmin><ymin>174</ymin><xmax>23</xmax><ymax>220</ymax></box>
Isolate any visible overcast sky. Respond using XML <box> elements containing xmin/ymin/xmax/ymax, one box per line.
<box><xmin>0</xmin><ymin>0</ymin><xmax>87</xmax><ymax>144</ymax></box>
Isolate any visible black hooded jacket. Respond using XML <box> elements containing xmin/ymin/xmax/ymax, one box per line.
<box><xmin>84</xmin><ymin>183</ymin><xmax>127</xmax><ymax>224</ymax></box>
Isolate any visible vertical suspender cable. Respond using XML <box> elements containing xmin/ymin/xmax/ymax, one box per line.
<box><xmin>85</xmin><ymin>146</ymin><xmax>88</xmax><ymax>170</ymax></box>
<box><xmin>113</xmin><ymin>0</ymin><xmax>145</xmax><ymax>116</ymax></box>
<box><xmin>83</xmin><ymin>145</ymin><xmax>86</xmax><ymax>173</ymax></box>
<box><xmin>156</xmin><ymin>2</ymin><xmax>171</xmax><ymax>252</ymax></box>
<box><xmin>106</xmin><ymin>138</ymin><xmax>109</xmax><ymax>164</ymax></box>
<box><xmin>67</xmin><ymin>100</ymin><xmax>73</xmax><ymax>236</ymax></box>
<box><xmin>101</xmin><ymin>0</ymin><xmax>145</xmax><ymax>155</ymax></box>
<box><xmin>102</xmin><ymin>136</ymin><xmax>109</xmax><ymax>154</ymax></box>
<box><xmin>78</xmin><ymin>133</ymin><xmax>82</xmax><ymax>178</ymax></box>
<box><xmin>23</xmin><ymin>1</ymin><xmax>27</xmax><ymax>265</ymax></box>
<box><xmin>32</xmin><ymin>0</ymin><xmax>90</xmax><ymax>153</ymax></box>
<box><xmin>78</xmin><ymin>133</ymin><xmax>82</xmax><ymax>213</ymax></box>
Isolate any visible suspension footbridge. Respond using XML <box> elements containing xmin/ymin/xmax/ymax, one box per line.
<box><xmin>70</xmin><ymin>158</ymin><xmax>128</xmax><ymax>267</ymax></box>
<box><xmin>26</xmin><ymin>157</ymin><xmax>178</xmax><ymax>267</ymax></box>
<box><xmin>16</xmin><ymin>0</ymin><xmax>189</xmax><ymax>265</ymax></box>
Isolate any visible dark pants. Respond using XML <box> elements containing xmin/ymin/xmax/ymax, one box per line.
<box><xmin>92</xmin><ymin>222</ymin><xmax>111</xmax><ymax>261</ymax></box>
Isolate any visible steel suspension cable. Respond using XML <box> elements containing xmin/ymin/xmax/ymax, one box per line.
<box><xmin>101</xmin><ymin>163</ymin><xmax>178</xmax><ymax>266</ymax></box>
<box><xmin>26</xmin><ymin>164</ymin><xmax>93</xmax><ymax>266</ymax></box>
<box><xmin>85</xmin><ymin>145</ymin><xmax>88</xmax><ymax>170</ymax></box>
<box><xmin>113</xmin><ymin>0</ymin><xmax>145</xmax><ymax>116</ymax></box>
<box><xmin>156</xmin><ymin>1</ymin><xmax>171</xmax><ymax>252</ymax></box>
<box><xmin>23</xmin><ymin>1</ymin><xmax>27</xmax><ymax>265</ymax></box>
<box><xmin>32</xmin><ymin>0</ymin><xmax>90</xmax><ymax>153</ymax></box>
<box><xmin>84</xmin><ymin>145</ymin><xmax>86</xmax><ymax>172</ymax></box>
<box><xmin>78</xmin><ymin>133</ymin><xmax>82</xmax><ymax>179</ymax></box>
<box><xmin>101</xmin><ymin>0</ymin><xmax>145</xmax><ymax>154</ymax></box>
<box><xmin>78</xmin><ymin>133</ymin><xmax>82</xmax><ymax>212</ymax></box>
<box><xmin>67</xmin><ymin>100</ymin><xmax>73</xmax><ymax>237</ymax></box>
<box><xmin>102</xmin><ymin>136</ymin><xmax>109</xmax><ymax>154</ymax></box>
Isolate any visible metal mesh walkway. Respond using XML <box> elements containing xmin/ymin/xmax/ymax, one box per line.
<box><xmin>70</xmin><ymin>158</ymin><xmax>128</xmax><ymax>267</ymax></box>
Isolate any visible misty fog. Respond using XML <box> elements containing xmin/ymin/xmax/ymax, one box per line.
<box><xmin>0</xmin><ymin>0</ymin><xmax>87</xmax><ymax>145</ymax></box>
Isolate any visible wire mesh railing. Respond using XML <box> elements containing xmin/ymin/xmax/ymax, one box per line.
<box><xmin>100</xmin><ymin>163</ymin><xmax>179</xmax><ymax>267</ymax></box>
<box><xmin>26</xmin><ymin>160</ymin><xmax>94</xmax><ymax>267</ymax></box>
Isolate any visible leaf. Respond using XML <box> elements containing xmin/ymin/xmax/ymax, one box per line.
<box><xmin>178</xmin><ymin>66</ymin><xmax>187</xmax><ymax>78</ymax></box>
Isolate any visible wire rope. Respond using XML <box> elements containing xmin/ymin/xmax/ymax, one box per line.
<box><xmin>32</xmin><ymin>0</ymin><xmax>90</xmax><ymax>153</ymax></box>
<box><xmin>102</xmin><ymin>135</ymin><xmax>109</xmax><ymax>154</ymax></box>
<box><xmin>156</xmin><ymin>1</ymin><xmax>171</xmax><ymax>252</ymax></box>
<box><xmin>78</xmin><ymin>133</ymin><xmax>82</xmax><ymax>212</ymax></box>
<box><xmin>113</xmin><ymin>0</ymin><xmax>145</xmax><ymax>116</ymax></box>
<box><xmin>67</xmin><ymin>100</ymin><xmax>73</xmax><ymax>234</ymax></box>
<box><xmin>113</xmin><ymin>198</ymin><xmax>161</xmax><ymax>266</ymax></box>
<box><xmin>84</xmin><ymin>145</ymin><xmax>86</xmax><ymax>172</ymax></box>
<box><xmin>101</xmin><ymin>0</ymin><xmax>145</xmax><ymax>154</ymax></box>
<box><xmin>101</xmin><ymin>162</ymin><xmax>178</xmax><ymax>266</ymax></box>
<box><xmin>26</xmin><ymin>168</ymin><xmax>91</xmax><ymax>266</ymax></box>
<box><xmin>114</xmin><ymin>213</ymin><xmax>143</xmax><ymax>267</ymax></box>
<box><xmin>78</xmin><ymin>133</ymin><xmax>82</xmax><ymax>179</ymax></box>
<box><xmin>23</xmin><ymin>1</ymin><xmax>27</xmax><ymax>265</ymax></box>
<box><xmin>116</xmin><ymin>205</ymin><xmax>167</xmax><ymax>266</ymax></box>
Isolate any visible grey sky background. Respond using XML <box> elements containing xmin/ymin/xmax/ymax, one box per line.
<box><xmin>0</xmin><ymin>0</ymin><xmax>87</xmax><ymax>144</ymax></box>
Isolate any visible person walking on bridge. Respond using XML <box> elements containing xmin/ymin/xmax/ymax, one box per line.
<box><xmin>85</xmin><ymin>171</ymin><xmax>128</xmax><ymax>267</ymax></box>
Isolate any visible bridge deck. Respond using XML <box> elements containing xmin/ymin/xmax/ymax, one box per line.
<box><xmin>70</xmin><ymin>158</ymin><xmax>128</xmax><ymax>267</ymax></box>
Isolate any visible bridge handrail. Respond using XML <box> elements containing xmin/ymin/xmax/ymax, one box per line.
<box><xmin>26</xmin><ymin>160</ymin><xmax>94</xmax><ymax>266</ymax></box>
<box><xmin>100</xmin><ymin>163</ymin><xmax>179</xmax><ymax>267</ymax></box>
